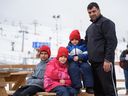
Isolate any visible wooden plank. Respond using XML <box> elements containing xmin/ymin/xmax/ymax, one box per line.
<box><xmin>0</xmin><ymin>71</ymin><xmax>10</xmax><ymax>77</ymax></box>
<box><xmin>36</xmin><ymin>92</ymin><xmax>56</xmax><ymax>96</ymax></box>
<box><xmin>116</xmin><ymin>79</ymin><xmax>125</xmax><ymax>91</ymax></box>
<box><xmin>116</xmin><ymin>79</ymin><xmax>125</xmax><ymax>82</ymax></box>
<box><xmin>36</xmin><ymin>92</ymin><xmax>94</xmax><ymax>96</ymax></box>
<box><xmin>7</xmin><ymin>91</ymin><xmax>95</xmax><ymax>96</ymax></box>
<box><xmin>78</xmin><ymin>92</ymin><xmax>94</xmax><ymax>96</ymax></box>
<box><xmin>7</xmin><ymin>91</ymin><xmax>56</xmax><ymax>96</ymax></box>
<box><xmin>0</xmin><ymin>64</ymin><xmax>35</xmax><ymax>69</ymax></box>
<box><xmin>115</xmin><ymin>62</ymin><xmax>119</xmax><ymax>65</ymax></box>
<box><xmin>10</xmin><ymin>71</ymin><xmax>32</xmax><ymax>75</ymax></box>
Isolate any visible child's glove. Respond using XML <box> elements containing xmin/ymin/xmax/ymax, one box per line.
<box><xmin>73</xmin><ymin>56</ymin><xmax>79</xmax><ymax>61</ymax></box>
<box><xmin>60</xmin><ymin>79</ymin><xmax>65</xmax><ymax>84</ymax></box>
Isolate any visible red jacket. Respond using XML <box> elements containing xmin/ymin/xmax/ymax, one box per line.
<box><xmin>44</xmin><ymin>58</ymin><xmax>71</xmax><ymax>92</ymax></box>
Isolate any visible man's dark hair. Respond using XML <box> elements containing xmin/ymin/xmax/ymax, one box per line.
<box><xmin>87</xmin><ymin>2</ymin><xmax>99</xmax><ymax>10</ymax></box>
<box><xmin>127</xmin><ymin>44</ymin><xmax>128</xmax><ymax>48</ymax></box>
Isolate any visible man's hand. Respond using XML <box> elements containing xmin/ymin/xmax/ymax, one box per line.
<box><xmin>103</xmin><ymin>61</ymin><xmax>112</xmax><ymax>72</ymax></box>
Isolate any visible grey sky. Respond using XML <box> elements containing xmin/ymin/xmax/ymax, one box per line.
<box><xmin>0</xmin><ymin>0</ymin><xmax>128</xmax><ymax>40</ymax></box>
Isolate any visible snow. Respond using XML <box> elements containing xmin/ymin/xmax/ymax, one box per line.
<box><xmin>0</xmin><ymin>23</ymin><xmax>72</xmax><ymax>64</ymax></box>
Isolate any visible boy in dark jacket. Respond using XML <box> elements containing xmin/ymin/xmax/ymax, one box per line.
<box><xmin>67</xmin><ymin>29</ymin><xmax>94</xmax><ymax>94</ymax></box>
<box><xmin>13</xmin><ymin>45</ymin><xmax>51</xmax><ymax>96</ymax></box>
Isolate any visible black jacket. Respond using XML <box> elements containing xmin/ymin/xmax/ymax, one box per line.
<box><xmin>85</xmin><ymin>15</ymin><xmax>117</xmax><ymax>62</ymax></box>
<box><xmin>120</xmin><ymin>49</ymin><xmax>128</xmax><ymax>61</ymax></box>
<box><xmin>119</xmin><ymin>49</ymin><xmax>128</xmax><ymax>69</ymax></box>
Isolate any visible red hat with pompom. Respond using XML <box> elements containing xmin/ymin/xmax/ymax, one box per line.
<box><xmin>38</xmin><ymin>45</ymin><xmax>51</xmax><ymax>58</ymax></box>
<box><xmin>57</xmin><ymin>47</ymin><xmax>68</xmax><ymax>60</ymax></box>
<box><xmin>69</xmin><ymin>29</ymin><xmax>81</xmax><ymax>41</ymax></box>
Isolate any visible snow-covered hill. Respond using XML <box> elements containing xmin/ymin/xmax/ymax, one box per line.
<box><xmin>0</xmin><ymin>23</ymin><xmax>73</xmax><ymax>64</ymax></box>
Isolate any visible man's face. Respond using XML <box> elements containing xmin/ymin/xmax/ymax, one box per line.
<box><xmin>87</xmin><ymin>6</ymin><xmax>100</xmax><ymax>21</ymax></box>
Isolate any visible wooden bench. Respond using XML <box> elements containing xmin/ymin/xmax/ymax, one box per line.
<box><xmin>36</xmin><ymin>91</ymin><xmax>94</xmax><ymax>96</ymax></box>
<box><xmin>2</xmin><ymin>64</ymin><xmax>54</xmax><ymax>96</ymax></box>
<box><xmin>0</xmin><ymin>64</ymin><xmax>36</xmax><ymax>89</ymax></box>
<box><xmin>7</xmin><ymin>90</ymin><xmax>56</xmax><ymax>96</ymax></box>
<box><xmin>0</xmin><ymin>64</ymin><xmax>36</xmax><ymax>96</ymax></box>
<box><xmin>7</xmin><ymin>90</ymin><xmax>95</xmax><ymax>96</ymax></box>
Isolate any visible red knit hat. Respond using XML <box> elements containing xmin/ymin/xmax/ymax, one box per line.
<box><xmin>69</xmin><ymin>30</ymin><xmax>81</xmax><ymax>41</ymax></box>
<box><xmin>57</xmin><ymin>47</ymin><xmax>69</xmax><ymax>60</ymax></box>
<box><xmin>39</xmin><ymin>45</ymin><xmax>51</xmax><ymax>58</ymax></box>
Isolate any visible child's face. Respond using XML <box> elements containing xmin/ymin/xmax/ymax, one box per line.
<box><xmin>59</xmin><ymin>56</ymin><xmax>67</xmax><ymax>64</ymax></box>
<box><xmin>71</xmin><ymin>39</ymin><xmax>79</xmax><ymax>45</ymax></box>
<box><xmin>40</xmin><ymin>51</ymin><xmax>49</xmax><ymax>60</ymax></box>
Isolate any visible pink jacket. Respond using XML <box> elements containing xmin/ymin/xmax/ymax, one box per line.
<box><xmin>44</xmin><ymin>58</ymin><xmax>71</xmax><ymax>92</ymax></box>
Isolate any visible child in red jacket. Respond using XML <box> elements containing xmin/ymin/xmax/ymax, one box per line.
<box><xmin>44</xmin><ymin>47</ymin><xmax>77</xmax><ymax>96</ymax></box>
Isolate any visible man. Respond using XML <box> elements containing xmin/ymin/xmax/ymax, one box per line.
<box><xmin>120</xmin><ymin>45</ymin><xmax>128</xmax><ymax>95</ymax></box>
<box><xmin>85</xmin><ymin>2</ymin><xmax>118</xmax><ymax>96</ymax></box>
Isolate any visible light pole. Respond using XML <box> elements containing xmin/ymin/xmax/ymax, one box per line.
<box><xmin>33</xmin><ymin>20</ymin><xmax>38</xmax><ymax>35</ymax></box>
<box><xmin>0</xmin><ymin>27</ymin><xmax>3</xmax><ymax>36</ymax></box>
<box><xmin>53</xmin><ymin>15</ymin><xmax>60</xmax><ymax>48</ymax></box>
<box><xmin>19</xmin><ymin>30</ymin><xmax>28</xmax><ymax>52</ymax></box>
<box><xmin>11</xmin><ymin>41</ymin><xmax>15</xmax><ymax>51</ymax></box>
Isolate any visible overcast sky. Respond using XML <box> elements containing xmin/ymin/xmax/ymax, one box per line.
<box><xmin>0</xmin><ymin>0</ymin><xmax>128</xmax><ymax>40</ymax></box>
